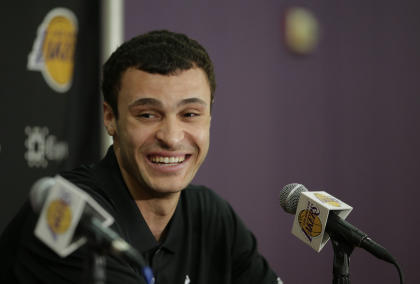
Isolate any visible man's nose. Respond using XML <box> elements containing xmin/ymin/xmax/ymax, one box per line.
<box><xmin>155</xmin><ymin>117</ymin><xmax>185</xmax><ymax>149</ymax></box>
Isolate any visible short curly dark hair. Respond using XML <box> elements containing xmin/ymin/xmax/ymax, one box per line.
<box><xmin>102</xmin><ymin>30</ymin><xmax>216</xmax><ymax>118</ymax></box>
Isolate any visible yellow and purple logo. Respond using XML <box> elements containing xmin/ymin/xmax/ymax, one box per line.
<box><xmin>27</xmin><ymin>7</ymin><xmax>78</xmax><ymax>93</ymax></box>
<box><xmin>46</xmin><ymin>199</ymin><xmax>72</xmax><ymax>238</ymax></box>
<box><xmin>298</xmin><ymin>201</ymin><xmax>323</xmax><ymax>241</ymax></box>
<box><xmin>314</xmin><ymin>192</ymin><xmax>341</xmax><ymax>207</ymax></box>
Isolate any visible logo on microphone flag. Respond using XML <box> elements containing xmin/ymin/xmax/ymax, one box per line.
<box><xmin>297</xmin><ymin>203</ymin><xmax>323</xmax><ymax>242</ymax></box>
<box><xmin>46</xmin><ymin>198</ymin><xmax>73</xmax><ymax>238</ymax></box>
<box><xmin>314</xmin><ymin>192</ymin><xmax>342</xmax><ymax>207</ymax></box>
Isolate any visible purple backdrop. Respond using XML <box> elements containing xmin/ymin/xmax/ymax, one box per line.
<box><xmin>125</xmin><ymin>0</ymin><xmax>420</xmax><ymax>283</ymax></box>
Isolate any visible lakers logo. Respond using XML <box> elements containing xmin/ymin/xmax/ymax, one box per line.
<box><xmin>314</xmin><ymin>193</ymin><xmax>341</xmax><ymax>207</ymax></box>
<box><xmin>46</xmin><ymin>199</ymin><xmax>72</xmax><ymax>235</ymax></box>
<box><xmin>28</xmin><ymin>8</ymin><xmax>78</xmax><ymax>93</ymax></box>
<box><xmin>298</xmin><ymin>202</ymin><xmax>323</xmax><ymax>241</ymax></box>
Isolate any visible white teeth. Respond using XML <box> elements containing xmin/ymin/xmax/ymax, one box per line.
<box><xmin>151</xmin><ymin>155</ymin><xmax>186</xmax><ymax>164</ymax></box>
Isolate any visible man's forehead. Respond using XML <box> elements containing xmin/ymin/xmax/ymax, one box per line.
<box><xmin>119</xmin><ymin>68</ymin><xmax>211</xmax><ymax>104</ymax></box>
<box><xmin>121</xmin><ymin>67</ymin><xmax>209</xmax><ymax>86</ymax></box>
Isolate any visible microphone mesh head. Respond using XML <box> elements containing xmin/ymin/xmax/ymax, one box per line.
<box><xmin>279</xmin><ymin>183</ymin><xmax>308</xmax><ymax>214</ymax></box>
<box><xmin>30</xmin><ymin>177</ymin><xmax>55</xmax><ymax>213</ymax></box>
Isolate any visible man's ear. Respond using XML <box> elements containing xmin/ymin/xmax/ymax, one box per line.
<box><xmin>103</xmin><ymin>102</ymin><xmax>117</xmax><ymax>136</ymax></box>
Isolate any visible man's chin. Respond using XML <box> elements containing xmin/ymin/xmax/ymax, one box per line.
<box><xmin>145</xmin><ymin>182</ymin><xmax>187</xmax><ymax>196</ymax></box>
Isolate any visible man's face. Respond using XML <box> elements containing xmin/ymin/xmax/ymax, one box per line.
<box><xmin>104</xmin><ymin>68</ymin><xmax>211</xmax><ymax>197</ymax></box>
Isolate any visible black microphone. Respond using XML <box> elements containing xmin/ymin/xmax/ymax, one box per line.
<box><xmin>30</xmin><ymin>177</ymin><xmax>154</xmax><ymax>284</ymax></box>
<box><xmin>279</xmin><ymin>183</ymin><xmax>395</xmax><ymax>264</ymax></box>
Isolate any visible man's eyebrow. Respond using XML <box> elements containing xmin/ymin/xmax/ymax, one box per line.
<box><xmin>128</xmin><ymin>97</ymin><xmax>207</xmax><ymax>108</ymax></box>
<box><xmin>177</xmin><ymin>98</ymin><xmax>207</xmax><ymax>107</ymax></box>
<box><xmin>128</xmin><ymin>98</ymin><xmax>163</xmax><ymax>108</ymax></box>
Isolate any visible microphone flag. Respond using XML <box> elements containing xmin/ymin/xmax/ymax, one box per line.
<box><xmin>34</xmin><ymin>175</ymin><xmax>114</xmax><ymax>257</ymax></box>
<box><xmin>291</xmin><ymin>191</ymin><xmax>352</xmax><ymax>252</ymax></box>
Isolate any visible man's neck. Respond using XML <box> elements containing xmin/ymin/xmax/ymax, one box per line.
<box><xmin>119</xmin><ymin>167</ymin><xmax>180</xmax><ymax>241</ymax></box>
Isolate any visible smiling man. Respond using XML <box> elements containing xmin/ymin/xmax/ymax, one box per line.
<box><xmin>0</xmin><ymin>30</ymin><xmax>280</xmax><ymax>284</ymax></box>
<box><xmin>106</xmin><ymin>67</ymin><xmax>212</xmax><ymax>242</ymax></box>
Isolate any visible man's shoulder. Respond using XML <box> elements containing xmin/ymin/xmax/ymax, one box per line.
<box><xmin>59</xmin><ymin>147</ymin><xmax>118</xmax><ymax>191</ymax></box>
<box><xmin>58</xmin><ymin>158</ymin><xmax>117</xmax><ymax>213</ymax></box>
<box><xmin>59</xmin><ymin>163</ymin><xmax>102</xmax><ymax>194</ymax></box>
<box><xmin>60</xmin><ymin>163</ymin><xmax>95</xmax><ymax>182</ymax></box>
<box><xmin>183</xmin><ymin>184</ymin><xmax>225</xmax><ymax>203</ymax></box>
<box><xmin>182</xmin><ymin>184</ymin><xmax>234</xmax><ymax>219</ymax></box>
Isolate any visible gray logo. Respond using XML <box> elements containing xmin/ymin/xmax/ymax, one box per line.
<box><xmin>24</xmin><ymin>126</ymin><xmax>69</xmax><ymax>168</ymax></box>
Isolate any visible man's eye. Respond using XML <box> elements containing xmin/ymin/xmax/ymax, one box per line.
<box><xmin>138</xmin><ymin>113</ymin><xmax>156</xmax><ymax>119</ymax></box>
<box><xmin>183</xmin><ymin>112</ymin><xmax>199</xmax><ymax>118</ymax></box>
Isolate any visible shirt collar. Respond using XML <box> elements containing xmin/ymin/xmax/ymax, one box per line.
<box><xmin>159</xmin><ymin>193</ymin><xmax>184</xmax><ymax>253</ymax></box>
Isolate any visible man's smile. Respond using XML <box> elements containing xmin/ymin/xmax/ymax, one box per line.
<box><xmin>147</xmin><ymin>153</ymin><xmax>192</xmax><ymax>165</ymax></box>
<box><xmin>145</xmin><ymin>153</ymin><xmax>193</xmax><ymax>174</ymax></box>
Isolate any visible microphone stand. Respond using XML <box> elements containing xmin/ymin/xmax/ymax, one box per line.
<box><xmin>84</xmin><ymin>232</ymin><xmax>108</xmax><ymax>284</ymax></box>
<box><xmin>86</xmin><ymin>248</ymin><xmax>107</xmax><ymax>284</ymax></box>
<box><xmin>79</xmin><ymin>217</ymin><xmax>109</xmax><ymax>284</ymax></box>
<box><xmin>330</xmin><ymin>235</ymin><xmax>354</xmax><ymax>284</ymax></box>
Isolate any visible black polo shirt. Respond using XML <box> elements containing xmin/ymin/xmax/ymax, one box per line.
<box><xmin>0</xmin><ymin>147</ymin><xmax>281</xmax><ymax>284</ymax></box>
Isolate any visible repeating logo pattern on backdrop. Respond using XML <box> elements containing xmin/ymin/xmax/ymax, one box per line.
<box><xmin>24</xmin><ymin>126</ymin><xmax>69</xmax><ymax>168</ymax></box>
<box><xmin>27</xmin><ymin>7</ymin><xmax>78</xmax><ymax>93</ymax></box>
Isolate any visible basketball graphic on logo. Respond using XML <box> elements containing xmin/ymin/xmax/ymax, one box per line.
<box><xmin>298</xmin><ymin>209</ymin><xmax>322</xmax><ymax>238</ymax></box>
<box><xmin>46</xmin><ymin>199</ymin><xmax>72</xmax><ymax>234</ymax></box>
